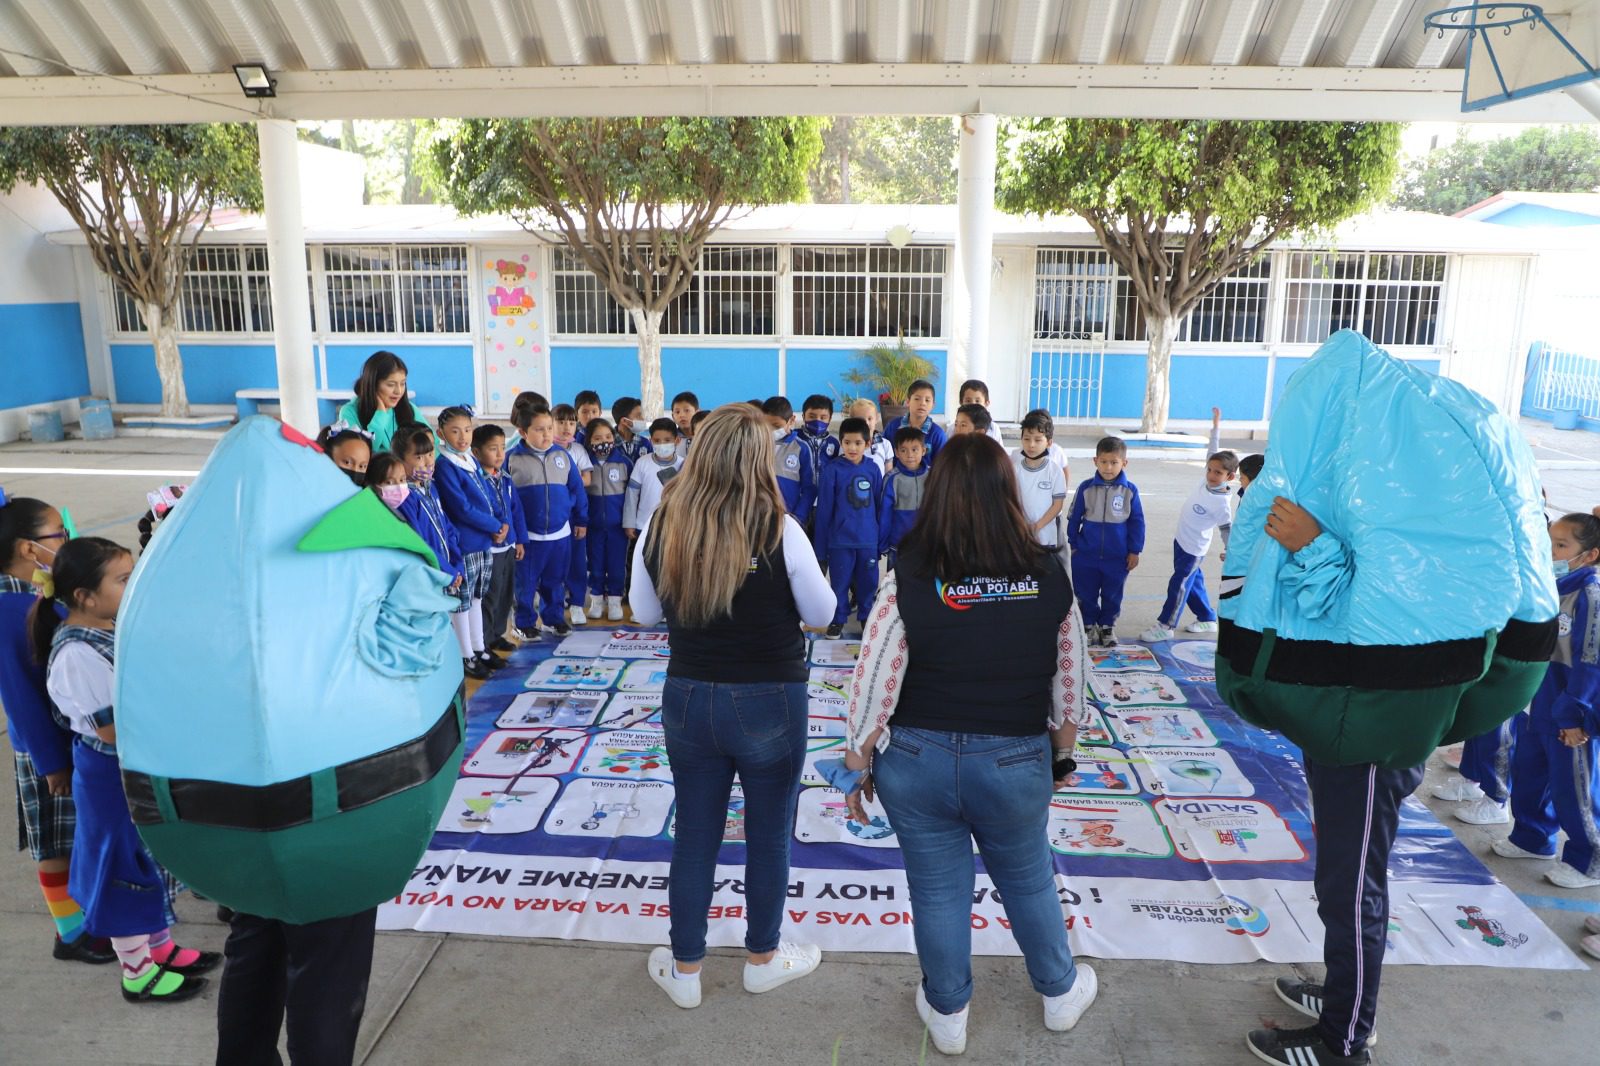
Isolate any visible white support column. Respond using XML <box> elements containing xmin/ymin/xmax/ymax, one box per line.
<box><xmin>257</xmin><ymin>119</ymin><xmax>318</xmax><ymax>435</ymax></box>
<box><xmin>957</xmin><ymin>113</ymin><xmax>997</xmax><ymax>393</ymax></box>
<box><xmin>1568</xmin><ymin>81</ymin><xmax>1600</xmax><ymax>121</ymax></box>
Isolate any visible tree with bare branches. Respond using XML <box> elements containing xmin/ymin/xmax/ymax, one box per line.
<box><xmin>430</xmin><ymin>118</ymin><xmax>822</xmax><ymax>416</ymax></box>
<box><xmin>0</xmin><ymin>124</ymin><xmax>262</xmax><ymax>418</ymax></box>
<box><xmin>997</xmin><ymin>120</ymin><xmax>1401</xmax><ymax>433</ymax></box>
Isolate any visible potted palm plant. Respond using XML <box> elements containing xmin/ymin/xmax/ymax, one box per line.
<box><xmin>843</xmin><ymin>338</ymin><xmax>939</xmax><ymax>423</ymax></box>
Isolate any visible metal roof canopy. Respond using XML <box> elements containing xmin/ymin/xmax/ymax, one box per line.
<box><xmin>0</xmin><ymin>0</ymin><xmax>1596</xmax><ymax>124</ymax></box>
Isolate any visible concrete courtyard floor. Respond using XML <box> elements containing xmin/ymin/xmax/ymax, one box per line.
<box><xmin>1</xmin><ymin>421</ymin><xmax>1598</xmax><ymax>1064</ymax></box>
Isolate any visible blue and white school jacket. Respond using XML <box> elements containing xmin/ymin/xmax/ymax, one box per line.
<box><xmin>814</xmin><ymin>456</ymin><xmax>883</xmax><ymax>557</ymax></box>
<box><xmin>0</xmin><ymin>576</ymin><xmax>71</xmax><ymax>777</ymax></box>
<box><xmin>397</xmin><ymin>484</ymin><xmax>463</xmax><ymax>581</ymax></box>
<box><xmin>774</xmin><ymin>430</ymin><xmax>817</xmax><ymax>523</ymax></box>
<box><xmin>1067</xmin><ymin>472</ymin><xmax>1145</xmax><ymax>560</ymax></box>
<box><xmin>506</xmin><ymin>440</ymin><xmax>588</xmax><ymax>538</ymax></box>
<box><xmin>1532</xmin><ymin>565</ymin><xmax>1600</xmax><ymax>735</ymax></box>
<box><xmin>883</xmin><ymin>414</ymin><xmax>946</xmax><ymax>469</ymax></box>
<box><xmin>879</xmin><ymin>461</ymin><xmax>928</xmax><ymax>556</ymax></box>
<box><xmin>433</xmin><ymin>448</ymin><xmax>502</xmax><ymax>556</ymax></box>
<box><xmin>586</xmin><ymin>450</ymin><xmax>634</xmax><ymax>531</ymax></box>
<box><xmin>483</xmin><ymin>468</ymin><xmax>528</xmax><ymax>548</ymax></box>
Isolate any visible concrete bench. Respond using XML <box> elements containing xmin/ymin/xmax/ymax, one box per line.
<box><xmin>236</xmin><ymin>388</ymin><xmax>351</xmax><ymax>427</ymax></box>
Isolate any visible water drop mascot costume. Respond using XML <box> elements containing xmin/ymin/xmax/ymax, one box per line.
<box><xmin>1219</xmin><ymin>331</ymin><xmax>1556</xmax><ymax>1066</ymax></box>
<box><xmin>114</xmin><ymin>417</ymin><xmax>465</xmax><ymax>1063</ymax></box>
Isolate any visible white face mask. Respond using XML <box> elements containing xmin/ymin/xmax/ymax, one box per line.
<box><xmin>772</xmin><ymin>428</ymin><xmax>787</xmax><ymax>442</ymax></box>
<box><xmin>653</xmin><ymin>442</ymin><xmax>677</xmax><ymax>460</ymax></box>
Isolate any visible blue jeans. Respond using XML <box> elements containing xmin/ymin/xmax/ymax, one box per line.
<box><xmin>1157</xmin><ymin>539</ymin><xmax>1215</xmax><ymax>629</ymax></box>
<box><xmin>873</xmin><ymin>727</ymin><xmax>1079</xmax><ymax>1014</ymax></box>
<box><xmin>661</xmin><ymin>677</ymin><xmax>807</xmax><ymax>962</ymax></box>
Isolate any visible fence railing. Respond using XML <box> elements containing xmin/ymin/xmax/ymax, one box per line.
<box><xmin>1529</xmin><ymin>342</ymin><xmax>1600</xmax><ymax>423</ymax></box>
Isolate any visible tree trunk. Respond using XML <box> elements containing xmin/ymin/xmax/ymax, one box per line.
<box><xmin>631</xmin><ymin>307</ymin><xmax>665</xmax><ymax>418</ymax></box>
<box><xmin>1140</xmin><ymin>312</ymin><xmax>1179</xmax><ymax>434</ymax></box>
<box><xmin>145</xmin><ymin>302</ymin><xmax>190</xmax><ymax>419</ymax></box>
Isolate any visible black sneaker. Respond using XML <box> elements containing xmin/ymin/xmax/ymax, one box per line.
<box><xmin>553</xmin><ymin>622</ymin><xmax>571</xmax><ymax>637</ymax></box>
<box><xmin>1247</xmin><ymin>1026</ymin><xmax>1370</xmax><ymax>1065</ymax></box>
<box><xmin>54</xmin><ymin>934</ymin><xmax>115</xmax><ymax>964</ymax></box>
<box><xmin>513</xmin><ymin>628</ymin><xmax>541</xmax><ymax>643</ymax></box>
<box><xmin>491</xmin><ymin>638</ymin><xmax>516</xmax><ymax>653</ymax></box>
<box><xmin>1273</xmin><ymin>981</ymin><xmax>1378</xmax><ymax>1046</ymax></box>
<box><xmin>826</xmin><ymin>623</ymin><xmax>843</xmax><ymax>638</ymax></box>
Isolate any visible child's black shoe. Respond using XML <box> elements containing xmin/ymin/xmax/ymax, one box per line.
<box><xmin>826</xmin><ymin>623</ymin><xmax>844</xmax><ymax>638</ymax></box>
<box><xmin>491</xmin><ymin>638</ymin><xmax>516</xmax><ymax>653</ymax></box>
<box><xmin>463</xmin><ymin>657</ymin><xmax>490</xmax><ymax>680</ymax></box>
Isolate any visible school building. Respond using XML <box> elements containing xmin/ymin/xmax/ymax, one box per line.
<box><xmin>0</xmin><ymin>173</ymin><xmax>1587</xmax><ymax>441</ymax></box>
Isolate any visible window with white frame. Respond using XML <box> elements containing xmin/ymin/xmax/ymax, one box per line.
<box><xmin>323</xmin><ymin>244</ymin><xmax>470</xmax><ymax>334</ymax></box>
<box><xmin>791</xmin><ymin>245</ymin><xmax>945</xmax><ymax>339</ymax></box>
<box><xmin>112</xmin><ymin>244</ymin><xmax>278</xmax><ymax>334</ymax></box>
<box><xmin>1033</xmin><ymin>248</ymin><xmax>1113</xmax><ymax>339</ymax></box>
<box><xmin>1112</xmin><ymin>256</ymin><xmax>1272</xmax><ymax>343</ymax></box>
<box><xmin>551</xmin><ymin>244</ymin><xmax>778</xmax><ymax>337</ymax></box>
<box><xmin>1281</xmin><ymin>252</ymin><xmax>1445</xmax><ymax>347</ymax></box>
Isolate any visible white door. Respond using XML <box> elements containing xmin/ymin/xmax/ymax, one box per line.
<box><xmin>1443</xmin><ymin>256</ymin><xmax>1531</xmax><ymax>413</ymax></box>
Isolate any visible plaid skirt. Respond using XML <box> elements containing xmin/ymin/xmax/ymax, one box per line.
<box><xmin>460</xmin><ymin>549</ymin><xmax>493</xmax><ymax>603</ymax></box>
<box><xmin>13</xmin><ymin>749</ymin><xmax>75</xmax><ymax>862</ymax></box>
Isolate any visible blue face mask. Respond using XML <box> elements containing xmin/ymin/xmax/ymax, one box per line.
<box><xmin>804</xmin><ymin>419</ymin><xmax>829</xmax><ymax>437</ymax></box>
<box><xmin>1553</xmin><ymin>558</ymin><xmax>1571</xmax><ymax>578</ymax></box>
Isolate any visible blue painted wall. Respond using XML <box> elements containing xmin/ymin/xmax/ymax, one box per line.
<box><xmin>1033</xmin><ymin>351</ymin><xmax>1269</xmax><ymax>422</ymax></box>
<box><xmin>325</xmin><ymin>344</ymin><xmax>474</xmax><ymax>407</ymax></box>
<box><xmin>111</xmin><ymin>342</ymin><xmax>280</xmax><ymax>405</ymax></box>
<box><xmin>0</xmin><ymin>302</ymin><xmax>90</xmax><ymax>408</ymax></box>
<box><xmin>1482</xmin><ymin>203</ymin><xmax>1600</xmax><ymax>228</ymax></box>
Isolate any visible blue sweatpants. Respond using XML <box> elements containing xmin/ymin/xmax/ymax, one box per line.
<box><xmin>1508</xmin><ymin>728</ymin><xmax>1600</xmax><ymax>877</ymax></box>
<box><xmin>1156</xmin><ymin>540</ymin><xmax>1215</xmax><ymax>629</ymax></box>
<box><xmin>827</xmin><ymin>547</ymin><xmax>878</xmax><ymax>626</ymax></box>
<box><xmin>515</xmin><ymin>537</ymin><xmax>570</xmax><ymax>630</ymax></box>
<box><xmin>1070</xmin><ymin>554</ymin><xmax>1129</xmax><ymax>627</ymax></box>
<box><xmin>1460</xmin><ymin>710</ymin><xmax>1526</xmax><ymax>804</ymax></box>
<box><xmin>566</xmin><ymin>531</ymin><xmax>588</xmax><ymax>610</ymax></box>
<box><xmin>587</xmin><ymin>527</ymin><xmax>629</xmax><ymax>597</ymax></box>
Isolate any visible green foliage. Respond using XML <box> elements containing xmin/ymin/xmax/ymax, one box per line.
<box><xmin>300</xmin><ymin>119</ymin><xmax>442</xmax><ymax>204</ymax></box>
<box><xmin>810</xmin><ymin>117</ymin><xmax>957</xmax><ymax>204</ymax></box>
<box><xmin>843</xmin><ymin>339</ymin><xmax>940</xmax><ymax>406</ymax></box>
<box><xmin>1393</xmin><ymin>125</ymin><xmax>1600</xmax><ymax>216</ymax></box>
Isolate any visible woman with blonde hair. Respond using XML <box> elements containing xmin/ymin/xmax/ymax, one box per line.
<box><xmin>629</xmin><ymin>404</ymin><xmax>835</xmax><ymax>1009</ymax></box>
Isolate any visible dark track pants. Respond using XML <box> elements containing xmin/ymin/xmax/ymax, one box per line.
<box><xmin>1305</xmin><ymin>758</ymin><xmax>1424</xmax><ymax>1057</ymax></box>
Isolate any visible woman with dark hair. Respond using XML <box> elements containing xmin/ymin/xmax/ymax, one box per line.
<box><xmin>335</xmin><ymin>351</ymin><xmax>415</xmax><ymax>452</ymax></box>
<box><xmin>841</xmin><ymin>433</ymin><xmax>1097</xmax><ymax>1055</ymax></box>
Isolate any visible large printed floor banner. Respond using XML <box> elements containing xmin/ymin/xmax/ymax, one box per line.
<box><xmin>380</xmin><ymin>629</ymin><xmax>1584</xmax><ymax>970</ymax></box>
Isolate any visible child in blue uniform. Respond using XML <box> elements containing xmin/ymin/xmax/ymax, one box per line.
<box><xmin>583</xmin><ymin>419</ymin><xmax>633</xmax><ymax>622</ymax></box>
<box><xmin>506</xmin><ymin>405</ymin><xmax>588</xmax><ymax>639</ymax></box>
<box><xmin>554</xmin><ymin>404</ymin><xmax>593</xmax><ymax>627</ymax></box>
<box><xmin>883</xmin><ymin>379</ymin><xmax>946</xmax><ymax>469</ymax></box>
<box><xmin>878</xmin><ymin>427</ymin><xmax>927</xmax><ymax>570</ymax></box>
<box><xmin>434</xmin><ymin>406</ymin><xmax>506</xmax><ymax>674</ymax></box>
<box><xmin>1066</xmin><ymin>436</ymin><xmax>1144</xmax><ymax>647</ymax></box>
<box><xmin>472</xmin><ymin>424</ymin><xmax>526</xmax><ymax>653</ymax></box>
<box><xmin>814</xmin><ymin>417</ymin><xmax>884</xmax><ymax>638</ymax></box>
<box><xmin>1494</xmin><ymin>513</ymin><xmax>1600</xmax><ymax>888</ymax></box>
<box><xmin>798</xmin><ymin>394</ymin><xmax>841</xmax><ymax>479</ymax></box>
<box><xmin>612</xmin><ymin>396</ymin><xmax>648</xmax><ymax>463</ymax></box>
<box><xmin>0</xmin><ymin>491</ymin><xmax>115</xmax><ymax>964</ymax></box>
<box><xmin>32</xmin><ymin>537</ymin><xmax>217</xmax><ymax>1003</ymax></box>
<box><xmin>763</xmin><ymin>397</ymin><xmax>816</xmax><ymax>523</ymax></box>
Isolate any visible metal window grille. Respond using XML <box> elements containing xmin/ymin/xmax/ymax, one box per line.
<box><xmin>1032</xmin><ymin>249</ymin><xmax>1113</xmax><ymax>340</ymax></box>
<box><xmin>1282</xmin><ymin>252</ymin><xmax>1444</xmax><ymax>347</ymax></box>
<box><xmin>324</xmin><ymin>244</ymin><xmax>469</xmax><ymax>334</ymax></box>
<box><xmin>1107</xmin><ymin>256</ymin><xmax>1272</xmax><ymax>343</ymax></box>
<box><xmin>792</xmin><ymin>244</ymin><xmax>945</xmax><ymax>338</ymax></box>
<box><xmin>551</xmin><ymin>244</ymin><xmax>777</xmax><ymax>337</ymax></box>
<box><xmin>111</xmin><ymin>244</ymin><xmax>285</xmax><ymax>335</ymax></box>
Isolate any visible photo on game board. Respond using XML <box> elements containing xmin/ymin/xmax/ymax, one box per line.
<box><xmin>1076</xmin><ymin>707</ymin><xmax>1115</xmax><ymax>746</ymax></box>
<box><xmin>1133</xmin><ymin>746</ymin><xmax>1254</xmax><ymax>797</ymax></box>
<box><xmin>441</xmin><ymin>776</ymin><xmax>559</xmax><ymax>835</ymax></box>
<box><xmin>808</xmin><ymin>667</ymin><xmax>853</xmax><ymax>706</ymax></box>
<box><xmin>808</xmin><ymin>638</ymin><xmax>862</xmax><ymax>667</ymax></box>
<box><xmin>793</xmin><ymin>785</ymin><xmax>898</xmax><ymax>847</ymax></box>
<box><xmin>594</xmin><ymin>692</ymin><xmax>664</xmax><ymax>730</ymax></box>
<box><xmin>1169</xmin><ymin>640</ymin><xmax>1217</xmax><ymax>671</ymax></box>
<box><xmin>1048</xmin><ymin>795</ymin><xmax>1173</xmax><ymax>859</ymax></box>
<box><xmin>463</xmin><ymin>729</ymin><xmax>588</xmax><ymax>777</ymax></box>
<box><xmin>1054</xmin><ymin>747</ymin><xmax>1142</xmax><ymax>795</ymax></box>
<box><xmin>1086</xmin><ymin>645</ymin><xmax>1161</xmax><ymax>672</ymax></box>
<box><xmin>524</xmin><ymin>657</ymin><xmax>625</xmax><ymax>691</ymax></box>
<box><xmin>601</xmin><ymin>630</ymin><xmax>673</xmax><ymax>659</ymax></box>
<box><xmin>617</xmin><ymin>659</ymin><xmax>669</xmax><ymax>691</ymax></box>
<box><xmin>669</xmin><ymin>783</ymin><xmax>746</xmax><ymax>843</ymax></box>
<box><xmin>1155</xmin><ymin>797</ymin><xmax>1308</xmax><ymax>864</ymax></box>
<box><xmin>543</xmin><ymin>777</ymin><xmax>673</xmax><ymax>839</ymax></box>
<box><xmin>577</xmin><ymin>729</ymin><xmax>672</xmax><ymax>782</ymax></box>
<box><xmin>495</xmin><ymin>691</ymin><xmax>607</xmax><ymax>730</ymax></box>
<box><xmin>1104</xmin><ymin>706</ymin><xmax>1217</xmax><ymax>747</ymax></box>
<box><xmin>1090</xmin><ymin>671</ymin><xmax>1187</xmax><ymax>707</ymax></box>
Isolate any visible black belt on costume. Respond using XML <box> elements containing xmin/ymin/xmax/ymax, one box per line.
<box><xmin>123</xmin><ymin>689</ymin><xmax>464</xmax><ymax>831</ymax></box>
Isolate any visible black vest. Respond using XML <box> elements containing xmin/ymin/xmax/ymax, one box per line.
<box><xmin>893</xmin><ymin>548</ymin><xmax>1074</xmax><ymax>737</ymax></box>
<box><xmin>644</xmin><ymin>518</ymin><xmax>807</xmax><ymax>683</ymax></box>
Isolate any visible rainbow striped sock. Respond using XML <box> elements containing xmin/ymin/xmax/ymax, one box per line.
<box><xmin>39</xmin><ymin>870</ymin><xmax>85</xmax><ymax>943</ymax></box>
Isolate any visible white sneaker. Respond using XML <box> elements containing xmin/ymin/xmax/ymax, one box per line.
<box><xmin>1140</xmin><ymin>625</ymin><xmax>1175</xmax><ymax>643</ymax></box>
<box><xmin>1584</xmin><ymin>913</ymin><xmax>1600</xmax><ymax>935</ymax></box>
<box><xmin>1547</xmin><ymin>862</ymin><xmax>1600</xmax><ymax>889</ymax></box>
<box><xmin>915</xmin><ymin>984</ymin><xmax>969</xmax><ymax>1055</ymax></box>
<box><xmin>1491</xmin><ymin>838</ymin><xmax>1554</xmax><ymax>860</ymax></box>
<box><xmin>646</xmin><ymin>947</ymin><xmax>701</xmax><ymax>1009</ymax></box>
<box><xmin>1043</xmin><ymin>963</ymin><xmax>1097</xmax><ymax>1032</ymax></box>
<box><xmin>1455</xmin><ymin>797</ymin><xmax>1509</xmax><ymax>825</ymax></box>
<box><xmin>606</xmin><ymin>595</ymin><xmax>625</xmax><ymax>621</ymax></box>
<box><xmin>586</xmin><ymin>593</ymin><xmax>603</xmax><ymax>619</ymax></box>
<box><xmin>743</xmin><ymin>940</ymin><xmax>820</xmax><ymax>994</ymax></box>
<box><xmin>1431</xmin><ymin>776</ymin><xmax>1486</xmax><ymax>802</ymax></box>
<box><xmin>1185</xmin><ymin>620</ymin><xmax>1219</xmax><ymax>634</ymax></box>
<box><xmin>568</xmin><ymin>605</ymin><xmax>587</xmax><ymax>627</ymax></box>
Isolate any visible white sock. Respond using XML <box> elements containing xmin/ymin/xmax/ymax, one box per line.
<box><xmin>451</xmin><ymin>611</ymin><xmax>474</xmax><ymax>657</ymax></box>
<box><xmin>672</xmin><ymin>962</ymin><xmax>699</xmax><ymax>980</ymax></box>
<box><xmin>468</xmin><ymin>600</ymin><xmax>486</xmax><ymax>654</ymax></box>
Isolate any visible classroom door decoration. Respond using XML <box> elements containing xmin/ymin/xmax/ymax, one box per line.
<box><xmin>381</xmin><ymin>629</ymin><xmax>1583</xmax><ymax>971</ymax></box>
<box><xmin>481</xmin><ymin>248</ymin><xmax>549</xmax><ymax>413</ymax></box>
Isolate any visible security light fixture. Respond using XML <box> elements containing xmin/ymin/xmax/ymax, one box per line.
<box><xmin>233</xmin><ymin>63</ymin><xmax>275</xmax><ymax>99</ymax></box>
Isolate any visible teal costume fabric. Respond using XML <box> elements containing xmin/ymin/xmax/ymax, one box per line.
<box><xmin>115</xmin><ymin>418</ymin><xmax>465</xmax><ymax>923</ymax></box>
<box><xmin>1217</xmin><ymin>331</ymin><xmax>1558</xmax><ymax>768</ymax></box>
